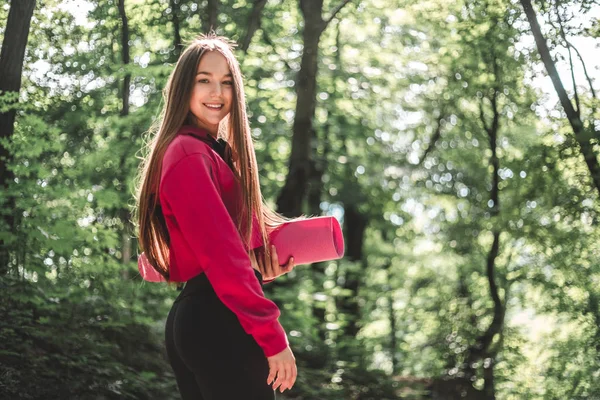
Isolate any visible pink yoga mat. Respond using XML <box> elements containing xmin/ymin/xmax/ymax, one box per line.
<box><xmin>138</xmin><ymin>216</ymin><xmax>344</xmax><ymax>282</ymax></box>
<box><xmin>138</xmin><ymin>252</ymin><xmax>166</xmax><ymax>282</ymax></box>
<box><xmin>269</xmin><ymin>216</ymin><xmax>344</xmax><ymax>266</ymax></box>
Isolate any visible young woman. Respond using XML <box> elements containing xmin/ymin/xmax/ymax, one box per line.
<box><xmin>135</xmin><ymin>34</ymin><xmax>298</xmax><ymax>399</ymax></box>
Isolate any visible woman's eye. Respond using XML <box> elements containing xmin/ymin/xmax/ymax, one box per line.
<box><xmin>198</xmin><ymin>79</ymin><xmax>209</xmax><ymax>83</ymax></box>
<box><xmin>223</xmin><ymin>80</ymin><xmax>233</xmax><ymax>86</ymax></box>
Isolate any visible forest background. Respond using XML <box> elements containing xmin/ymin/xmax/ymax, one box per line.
<box><xmin>1</xmin><ymin>0</ymin><xmax>599</xmax><ymax>399</ymax></box>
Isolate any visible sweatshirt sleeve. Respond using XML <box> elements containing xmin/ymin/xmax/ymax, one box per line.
<box><xmin>161</xmin><ymin>153</ymin><xmax>288</xmax><ymax>357</ymax></box>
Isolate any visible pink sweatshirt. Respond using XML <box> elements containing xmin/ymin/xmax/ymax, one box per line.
<box><xmin>159</xmin><ymin>124</ymin><xmax>287</xmax><ymax>357</ymax></box>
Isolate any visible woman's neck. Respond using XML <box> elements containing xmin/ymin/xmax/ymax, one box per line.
<box><xmin>190</xmin><ymin>119</ymin><xmax>218</xmax><ymax>138</ymax></box>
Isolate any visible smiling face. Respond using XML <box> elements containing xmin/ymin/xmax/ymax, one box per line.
<box><xmin>189</xmin><ymin>51</ymin><xmax>233</xmax><ymax>136</ymax></box>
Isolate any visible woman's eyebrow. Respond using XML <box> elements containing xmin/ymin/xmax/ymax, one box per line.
<box><xmin>196</xmin><ymin>71</ymin><xmax>233</xmax><ymax>77</ymax></box>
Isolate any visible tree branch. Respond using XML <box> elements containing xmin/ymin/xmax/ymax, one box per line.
<box><xmin>520</xmin><ymin>0</ymin><xmax>580</xmax><ymax>129</ymax></box>
<box><xmin>520</xmin><ymin>0</ymin><xmax>600</xmax><ymax>196</ymax></box>
<box><xmin>241</xmin><ymin>0</ymin><xmax>268</xmax><ymax>53</ymax></box>
<box><xmin>491</xmin><ymin>50</ymin><xmax>500</xmax><ymax>137</ymax></box>
<box><xmin>417</xmin><ymin>113</ymin><xmax>444</xmax><ymax>167</ymax></box>
<box><xmin>324</xmin><ymin>0</ymin><xmax>352</xmax><ymax>26</ymax></box>
<box><xmin>554</xmin><ymin>3</ymin><xmax>580</xmax><ymax>116</ymax></box>
<box><xmin>479</xmin><ymin>99</ymin><xmax>491</xmax><ymax>135</ymax></box>
<box><xmin>564</xmin><ymin>38</ymin><xmax>597</xmax><ymax>101</ymax></box>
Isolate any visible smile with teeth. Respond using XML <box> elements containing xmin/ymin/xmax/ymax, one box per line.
<box><xmin>204</xmin><ymin>103</ymin><xmax>223</xmax><ymax>110</ymax></box>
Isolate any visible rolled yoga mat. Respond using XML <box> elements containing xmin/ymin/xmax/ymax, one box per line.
<box><xmin>138</xmin><ymin>215</ymin><xmax>345</xmax><ymax>282</ymax></box>
<box><xmin>138</xmin><ymin>252</ymin><xmax>166</xmax><ymax>282</ymax></box>
<box><xmin>268</xmin><ymin>215</ymin><xmax>344</xmax><ymax>266</ymax></box>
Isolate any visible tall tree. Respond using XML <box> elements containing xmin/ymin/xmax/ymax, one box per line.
<box><xmin>118</xmin><ymin>0</ymin><xmax>130</xmax><ymax>119</ymax></box>
<box><xmin>335</xmin><ymin>203</ymin><xmax>368</xmax><ymax>338</ymax></box>
<box><xmin>276</xmin><ymin>0</ymin><xmax>351</xmax><ymax>217</ymax></box>
<box><xmin>117</xmin><ymin>0</ymin><xmax>133</xmax><ymax>265</ymax></box>
<box><xmin>202</xmin><ymin>0</ymin><xmax>219</xmax><ymax>33</ymax></box>
<box><xmin>520</xmin><ymin>0</ymin><xmax>600</xmax><ymax>196</ymax></box>
<box><xmin>462</xmin><ymin>64</ymin><xmax>505</xmax><ymax>400</ymax></box>
<box><xmin>0</xmin><ymin>0</ymin><xmax>36</xmax><ymax>273</ymax></box>
<box><xmin>170</xmin><ymin>0</ymin><xmax>183</xmax><ymax>60</ymax></box>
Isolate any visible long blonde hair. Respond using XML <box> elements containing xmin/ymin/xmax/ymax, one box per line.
<box><xmin>134</xmin><ymin>33</ymin><xmax>297</xmax><ymax>281</ymax></box>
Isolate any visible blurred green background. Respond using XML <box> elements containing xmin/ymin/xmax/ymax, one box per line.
<box><xmin>1</xmin><ymin>0</ymin><xmax>599</xmax><ymax>399</ymax></box>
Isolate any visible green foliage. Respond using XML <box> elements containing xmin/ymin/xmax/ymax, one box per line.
<box><xmin>0</xmin><ymin>272</ymin><xmax>178</xmax><ymax>400</ymax></box>
<box><xmin>2</xmin><ymin>0</ymin><xmax>600</xmax><ymax>399</ymax></box>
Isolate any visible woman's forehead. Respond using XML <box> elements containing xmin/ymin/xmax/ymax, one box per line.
<box><xmin>197</xmin><ymin>51</ymin><xmax>231</xmax><ymax>76</ymax></box>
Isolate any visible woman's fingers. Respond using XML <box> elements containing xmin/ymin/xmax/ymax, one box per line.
<box><xmin>271</xmin><ymin>359</ymin><xmax>298</xmax><ymax>393</ymax></box>
<box><xmin>279</xmin><ymin>363</ymin><xmax>296</xmax><ymax>392</ymax></box>
<box><xmin>270</xmin><ymin>244</ymin><xmax>279</xmax><ymax>265</ymax></box>
<box><xmin>272</xmin><ymin>364</ymin><xmax>287</xmax><ymax>391</ymax></box>
<box><xmin>290</xmin><ymin>362</ymin><xmax>297</xmax><ymax>388</ymax></box>
<box><xmin>258</xmin><ymin>244</ymin><xmax>295</xmax><ymax>280</ymax></box>
<box><xmin>266</xmin><ymin>361</ymin><xmax>295</xmax><ymax>393</ymax></box>
<box><xmin>266</xmin><ymin>364</ymin><xmax>277</xmax><ymax>386</ymax></box>
<box><xmin>269</xmin><ymin>244</ymin><xmax>281</xmax><ymax>277</ymax></box>
<box><xmin>267</xmin><ymin>346</ymin><xmax>297</xmax><ymax>392</ymax></box>
<box><xmin>271</xmin><ymin>245</ymin><xmax>295</xmax><ymax>273</ymax></box>
<box><xmin>283</xmin><ymin>256</ymin><xmax>295</xmax><ymax>271</ymax></box>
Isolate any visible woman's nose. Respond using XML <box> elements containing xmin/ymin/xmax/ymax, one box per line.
<box><xmin>210</xmin><ymin>83</ymin><xmax>223</xmax><ymax>96</ymax></box>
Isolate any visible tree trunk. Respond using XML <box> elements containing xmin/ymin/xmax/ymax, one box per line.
<box><xmin>480</xmin><ymin>84</ymin><xmax>505</xmax><ymax>362</ymax></box>
<box><xmin>388</xmin><ymin>288</ymin><xmax>397</xmax><ymax>374</ymax></box>
<box><xmin>118</xmin><ymin>0</ymin><xmax>131</xmax><ymax>269</ymax></box>
<box><xmin>520</xmin><ymin>0</ymin><xmax>600</xmax><ymax>196</ymax></box>
<box><xmin>308</xmin><ymin>124</ymin><xmax>329</xmax><ymax>341</ymax></box>
<box><xmin>0</xmin><ymin>0</ymin><xmax>35</xmax><ymax>151</ymax></box>
<box><xmin>276</xmin><ymin>1</ymin><xmax>325</xmax><ymax>217</ymax></box>
<box><xmin>202</xmin><ymin>0</ymin><xmax>219</xmax><ymax>33</ymax></box>
<box><xmin>584</xmin><ymin>283</ymin><xmax>600</xmax><ymax>362</ymax></box>
<box><xmin>481</xmin><ymin>86</ymin><xmax>505</xmax><ymax>356</ymax></box>
<box><xmin>463</xmin><ymin>88</ymin><xmax>505</xmax><ymax>400</ymax></box>
<box><xmin>0</xmin><ymin>0</ymin><xmax>36</xmax><ymax>273</ymax></box>
<box><xmin>170</xmin><ymin>0</ymin><xmax>182</xmax><ymax>60</ymax></box>
<box><xmin>483</xmin><ymin>356</ymin><xmax>496</xmax><ymax>400</ymax></box>
<box><xmin>335</xmin><ymin>204</ymin><xmax>368</xmax><ymax>339</ymax></box>
<box><xmin>382</xmin><ymin>259</ymin><xmax>398</xmax><ymax>374</ymax></box>
<box><xmin>276</xmin><ymin>0</ymin><xmax>350</xmax><ymax>217</ymax></box>
<box><xmin>307</xmin><ymin>122</ymin><xmax>328</xmax><ymax>216</ymax></box>
<box><xmin>118</xmin><ymin>0</ymin><xmax>130</xmax><ymax>118</ymax></box>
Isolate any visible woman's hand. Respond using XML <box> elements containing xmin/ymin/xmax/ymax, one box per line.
<box><xmin>267</xmin><ymin>346</ymin><xmax>297</xmax><ymax>393</ymax></box>
<box><xmin>251</xmin><ymin>244</ymin><xmax>294</xmax><ymax>281</ymax></box>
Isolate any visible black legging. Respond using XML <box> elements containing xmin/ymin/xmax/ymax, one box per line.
<box><xmin>165</xmin><ymin>269</ymin><xmax>276</xmax><ymax>400</ymax></box>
